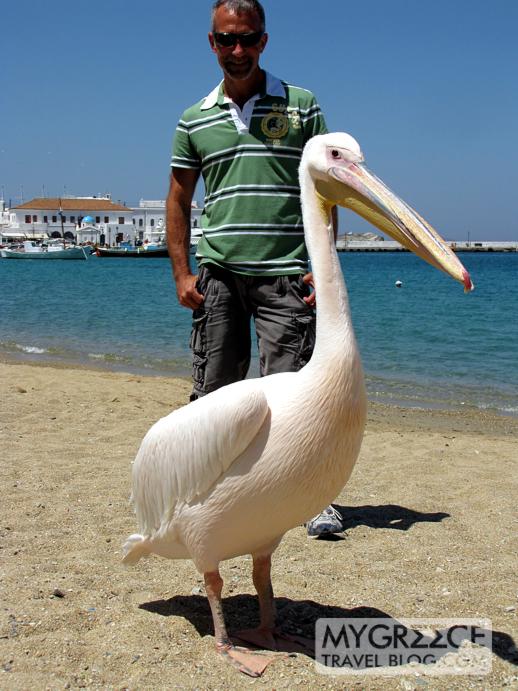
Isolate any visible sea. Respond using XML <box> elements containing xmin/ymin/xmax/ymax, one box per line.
<box><xmin>1</xmin><ymin>251</ymin><xmax>517</xmax><ymax>417</ymax></box>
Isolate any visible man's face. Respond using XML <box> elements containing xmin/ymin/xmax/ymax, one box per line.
<box><xmin>209</xmin><ymin>6</ymin><xmax>268</xmax><ymax>81</ymax></box>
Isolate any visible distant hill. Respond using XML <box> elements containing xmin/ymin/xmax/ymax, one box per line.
<box><xmin>338</xmin><ymin>232</ymin><xmax>384</xmax><ymax>242</ymax></box>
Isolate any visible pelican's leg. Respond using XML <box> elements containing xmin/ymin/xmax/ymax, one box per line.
<box><xmin>251</xmin><ymin>554</ymin><xmax>278</xmax><ymax>648</ymax></box>
<box><xmin>235</xmin><ymin>554</ymin><xmax>315</xmax><ymax>654</ymax></box>
<box><xmin>235</xmin><ymin>553</ymin><xmax>279</xmax><ymax>649</ymax></box>
<box><xmin>204</xmin><ymin>569</ymin><xmax>275</xmax><ymax>677</ymax></box>
<box><xmin>254</xmin><ymin>554</ymin><xmax>276</xmax><ymax>630</ymax></box>
<box><xmin>204</xmin><ymin>570</ymin><xmax>231</xmax><ymax>647</ymax></box>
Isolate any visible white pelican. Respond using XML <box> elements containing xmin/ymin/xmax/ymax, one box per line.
<box><xmin>123</xmin><ymin>133</ymin><xmax>472</xmax><ymax>676</ymax></box>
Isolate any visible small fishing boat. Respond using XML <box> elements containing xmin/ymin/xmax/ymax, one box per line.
<box><xmin>95</xmin><ymin>243</ymin><xmax>169</xmax><ymax>258</ymax></box>
<box><xmin>1</xmin><ymin>240</ymin><xmax>89</xmax><ymax>260</ymax></box>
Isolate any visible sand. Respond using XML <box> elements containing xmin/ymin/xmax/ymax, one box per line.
<box><xmin>1</xmin><ymin>360</ymin><xmax>517</xmax><ymax>690</ymax></box>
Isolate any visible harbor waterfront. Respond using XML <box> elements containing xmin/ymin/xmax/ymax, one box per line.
<box><xmin>336</xmin><ymin>239</ymin><xmax>518</xmax><ymax>252</ymax></box>
<box><xmin>1</xmin><ymin>251</ymin><xmax>517</xmax><ymax>416</ymax></box>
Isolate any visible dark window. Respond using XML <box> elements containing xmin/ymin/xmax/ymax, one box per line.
<box><xmin>96</xmin><ymin>217</ymin><xmax>100</xmax><ymax>223</ymax></box>
<box><xmin>104</xmin><ymin>216</ymin><xmax>109</xmax><ymax>223</ymax></box>
<box><xmin>52</xmin><ymin>216</ymin><xmax>57</xmax><ymax>223</ymax></box>
<box><xmin>118</xmin><ymin>217</ymin><xmax>125</xmax><ymax>224</ymax></box>
<box><xmin>150</xmin><ymin>219</ymin><xmax>155</xmax><ymax>227</ymax></box>
<box><xmin>32</xmin><ymin>215</ymin><xmax>37</xmax><ymax>222</ymax></box>
<box><xmin>43</xmin><ymin>216</ymin><xmax>48</xmax><ymax>223</ymax></box>
<box><xmin>70</xmin><ymin>216</ymin><xmax>75</xmax><ymax>223</ymax></box>
<box><xmin>25</xmin><ymin>215</ymin><xmax>31</xmax><ymax>223</ymax></box>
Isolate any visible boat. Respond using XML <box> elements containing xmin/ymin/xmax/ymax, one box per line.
<box><xmin>95</xmin><ymin>243</ymin><xmax>169</xmax><ymax>258</ymax></box>
<box><xmin>1</xmin><ymin>240</ymin><xmax>89</xmax><ymax>260</ymax></box>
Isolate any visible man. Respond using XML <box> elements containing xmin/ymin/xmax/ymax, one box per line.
<box><xmin>166</xmin><ymin>0</ymin><xmax>342</xmax><ymax>538</ymax></box>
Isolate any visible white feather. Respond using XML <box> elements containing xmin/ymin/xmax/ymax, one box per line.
<box><xmin>131</xmin><ymin>380</ymin><xmax>269</xmax><ymax>536</ymax></box>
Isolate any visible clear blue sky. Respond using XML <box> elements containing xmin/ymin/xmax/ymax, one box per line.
<box><xmin>2</xmin><ymin>0</ymin><xmax>517</xmax><ymax>240</ymax></box>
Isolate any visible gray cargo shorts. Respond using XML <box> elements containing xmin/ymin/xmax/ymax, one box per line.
<box><xmin>190</xmin><ymin>264</ymin><xmax>316</xmax><ymax>399</ymax></box>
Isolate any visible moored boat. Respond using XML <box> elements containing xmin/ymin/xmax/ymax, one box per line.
<box><xmin>95</xmin><ymin>244</ymin><xmax>169</xmax><ymax>258</ymax></box>
<box><xmin>1</xmin><ymin>240</ymin><xmax>89</xmax><ymax>260</ymax></box>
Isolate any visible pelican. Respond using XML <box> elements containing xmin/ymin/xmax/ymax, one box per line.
<box><xmin>123</xmin><ymin>133</ymin><xmax>472</xmax><ymax>676</ymax></box>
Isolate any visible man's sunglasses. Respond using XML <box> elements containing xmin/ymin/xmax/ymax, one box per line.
<box><xmin>213</xmin><ymin>31</ymin><xmax>264</xmax><ymax>48</ymax></box>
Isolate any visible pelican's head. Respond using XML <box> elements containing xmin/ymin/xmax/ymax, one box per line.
<box><xmin>302</xmin><ymin>133</ymin><xmax>473</xmax><ymax>291</ymax></box>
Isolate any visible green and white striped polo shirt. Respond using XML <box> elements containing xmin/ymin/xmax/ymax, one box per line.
<box><xmin>171</xmin><ymin>72</ymin><xmax>327</xmax><ymax>276</ymax></box>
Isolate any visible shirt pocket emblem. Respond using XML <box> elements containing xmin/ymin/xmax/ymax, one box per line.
<box><xmin>261</xmin><ymin>111</ymin><xmax>290</xmax><ymax>139</ymax></box>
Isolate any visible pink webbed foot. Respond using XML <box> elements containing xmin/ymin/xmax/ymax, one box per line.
<box><xmin>217</xmin><ymin>642</ymin><xmax>279</xmax><ymax>677</ymax></box>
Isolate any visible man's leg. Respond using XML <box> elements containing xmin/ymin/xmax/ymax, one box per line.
<box><xmin>252</xmin><ymin>275</ymin><xmax>343</xmax><ymax>538</ymax></box>
<box><xmin>252</xmin><ymin>274</ymin><xmax>315</xmax><ymax>376</ymax></box>
<box><xmin>190</xmin><ymin>265</ymin><xmax>251</xmax><ymax>399</ymax></box>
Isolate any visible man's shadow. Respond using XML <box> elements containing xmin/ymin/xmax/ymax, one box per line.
<box><xmin>140</xmin><ymin>596</ymin><xmax>517</xmax><ymax>669</ymax></box>
<box><xmin>313</xmin><ymin>503</ymin><xmax>451</xmax><ymax>541</ymax></box>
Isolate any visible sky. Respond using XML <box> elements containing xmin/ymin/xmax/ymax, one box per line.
<box><xmin>2</xmin><ymin>0</ymin><xmax>517</xmax><ymax>240</ymax></box>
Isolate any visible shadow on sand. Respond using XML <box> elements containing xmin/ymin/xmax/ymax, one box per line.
<box><xmin>307</xmin><ymin>503</ymin><xmax>451</xmax><ymax>541</ymax></box>
<box><xmin>139</xmin><ymin>504</ymin><xmax>516</xmax><ymax>671</ymax></box>
<box><xmin>140</xmin><ymin>597</ymin><xmax>517</xmax><ymax>670</ymax></box>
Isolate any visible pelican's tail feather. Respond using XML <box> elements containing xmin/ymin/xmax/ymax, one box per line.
<box><xmin>122</xmin><ymin>533</ymin><xmax>151</xmax><ymax>565</ymax></box>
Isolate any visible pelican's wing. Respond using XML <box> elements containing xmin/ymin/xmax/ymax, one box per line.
<box><xmin>131</xmin><ymin>381</ymin><xmax>269</xmax><ymax>534</ymax></box>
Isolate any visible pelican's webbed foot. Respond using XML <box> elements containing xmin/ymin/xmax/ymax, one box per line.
<box><xmin>217</xmin><ymin>642</ymin><xmax>279</xmax><ymax>677</ymax></box>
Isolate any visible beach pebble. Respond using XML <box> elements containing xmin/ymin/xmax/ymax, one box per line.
<box><xmin>504</xmin><ymin>605</ymin><xmax>516</xmax><ymax>612</ymax></box>
<box><xmin>16</xmin><ymin>387</ymin><xmax>27</xmax><ymax>394</ymax></box>
<box><xmin>191</xmin><ymin>586</ymin><xmax>203</xmax><ymax>595</ymax></box>
<box><xmin>52</xmin><ymin>588</ymin><xmax>65</xmax><ymax>598</ymax></box>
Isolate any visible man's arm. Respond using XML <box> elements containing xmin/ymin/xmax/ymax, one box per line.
<box><xmin>166</xmin><ymin>167</ymin><xmax>203</xmax><ymax>309</ymax></box>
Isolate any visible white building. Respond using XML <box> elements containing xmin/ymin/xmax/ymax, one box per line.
<box><xmin>131</xmin><ymin>199</ymin><xmax>202</xmax><ymax>244</ymax></box>
<box><xmin>4</xmin><ymin>195</ymin><xmax>133</xmax><ymax>245</ymax></box>
<box><xmin>1</xmin><ymin>195</ymin><xmax>203</xmax><ymax>246</ymax></box>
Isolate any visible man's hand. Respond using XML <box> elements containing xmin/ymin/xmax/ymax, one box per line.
<box><xmin>176</xmin><ymin>273</ymin><xmax>204</xmax><ymax>310</ymax></box>
<box><xmin>302</xmin><ymin>272</ymin><xmax>316</xmax><ymax>307</ymax></box>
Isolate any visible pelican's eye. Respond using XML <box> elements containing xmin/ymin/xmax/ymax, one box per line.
<box><xmin>331</xmin><ymin>149</ymin><xmax>340</xmax><ymax>159</ymax></box>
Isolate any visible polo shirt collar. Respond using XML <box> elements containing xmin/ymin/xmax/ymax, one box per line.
<box><xmin>200</xmin><ymin>71</ymin><xmax>286</xmax><ymax>110</ymax></box>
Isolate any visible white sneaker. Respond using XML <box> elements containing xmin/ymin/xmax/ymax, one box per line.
<box><xmin>306</xmin><ymin>505</ymin><xmax>343</xmax><ymax>538</ymax></box>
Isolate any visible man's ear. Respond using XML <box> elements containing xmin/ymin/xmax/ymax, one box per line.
<box><xmin>208</xmin><ymin>32</ymin><xmax>217</xmax><ymax>53</ymax></box>
<box><xmin>259</xmin><ymin>32</ymin><xmax>268</xmax><ymax>53</ymax></box>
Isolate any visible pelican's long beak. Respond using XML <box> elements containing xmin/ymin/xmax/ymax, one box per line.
<box><xmin>316</xmin><ymin>162</ymin><xmax>474</xmax><ymax>291</ymax></box>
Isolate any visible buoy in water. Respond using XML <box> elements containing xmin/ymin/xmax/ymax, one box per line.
<box><xmin>395</xmin><ymin>280</ymin><xmax>403</xmax><ymax>288</ymax></box>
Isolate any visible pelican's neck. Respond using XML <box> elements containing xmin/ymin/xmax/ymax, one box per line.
<box><xmin>300</xmin><ymin>167</ymin><xmax>355</xmax><ymax>363</ymax></box>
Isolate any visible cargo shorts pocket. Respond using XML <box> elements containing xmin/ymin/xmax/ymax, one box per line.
<box><xmin>190</xmin><ymin>309</ymin><xmax>208</xmax><ymax>388</ymax></box>
<box><xmin>294</xmin><ymin>312</ymin><xmax>316</xmax><ymax>369</ymax></box>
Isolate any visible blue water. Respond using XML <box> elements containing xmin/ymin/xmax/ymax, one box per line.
<box><xmin>1</xmin><ymin>252</ymin><xmax>517</xmax><ymax>416</ymax></box>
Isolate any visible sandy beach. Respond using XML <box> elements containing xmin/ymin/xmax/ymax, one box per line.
<box><xmin>1</xmin><ymin>359</ymin><xmax>517</xmax><ymax>689</ymax></box>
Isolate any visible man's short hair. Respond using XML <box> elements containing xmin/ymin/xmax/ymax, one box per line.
<box><xmin>211</xmin><ymin>0</ymin><xmax>266</xmax><ymax>32</ymax></box>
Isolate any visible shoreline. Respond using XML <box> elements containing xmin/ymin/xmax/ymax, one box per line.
<box><xmin>2</xmin><ymin>352</ymin><xmax>517</xmax><ymax>422</ymax></box>
<box><xmin>2</xmin><ymin>356</ymin><xmax>518</xmax><ymax>441</ymax></box>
